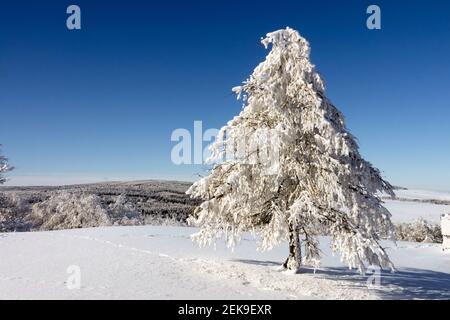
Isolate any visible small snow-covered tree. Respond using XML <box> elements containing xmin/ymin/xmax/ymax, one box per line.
<box><xmin>30</xmin><ymin>191</ymin><xmax>112</xmax><ymax>230</ymax></box>
<box><xmin>29</xmin><ymin>192</ymin><xmax>143</xmax><ymax>230</ymax></box>
<box><xmin>187</xmin><ymin>28</ymin><xmax>396</xmax><ymax>273</ymax></box>
<box><xmin>0</xmin><ymin>146</ymin><xmax>12</xmax><ymax>184</ymax></box>
<box><xmin>109</xmin><ymin>194</ymin><xmax>142</xmax><ymax>225</ymax></box>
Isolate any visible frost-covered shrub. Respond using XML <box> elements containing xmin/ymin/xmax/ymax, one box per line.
<box><xmin>0</xmin><ymin>192</ymin><xmax>31</xmax><ymax>232</ymax></box>
<box><xmin>0</xmin><ymin>203</ymin><xmax>24</xmax><ymax>232</ymax></box>
<box><xmin>395</xmin><ymin>218</ymin><xmax>442</xmax><ymax>243</ymax></box>
<box><xmin>441</xmin><ymin>214</ymin><xmax>450</xmax><ymax>251</ymax></box>
<box><xmin>30</xmin><ymin>191</ymin><xmax>112</xmax><ymax>230</ymax></box>
<box><xmin>28</xmin><ymin>191</ymin><xmax>143</xmax><ymax>230</ymax></box>
<box><xmin>143</xmin><ymin>213</ymin><xmax>188</xmax><ymax>226</ymax></box>
<box><xmin>108</xmin><ymin>194</ymin><xmax>142</xmax><ymax>226</ymax></box>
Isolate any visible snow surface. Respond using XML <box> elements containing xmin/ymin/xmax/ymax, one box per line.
<box><xmin>1</xmin><ymin>225</ymin><xmax>449</xmax><ymax>300</ymax></box>
<box><xmin>383</xmin><ymin>200</ymin><xmax>449</xmax><ymax>224</ymax></box>
<box><xmin>382</xmin><ymin>189</ymin><xmax>450</xmax><ymax>224</ymax></box>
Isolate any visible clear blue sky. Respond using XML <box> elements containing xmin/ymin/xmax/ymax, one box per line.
<box><xmin>1</xmin><ymin>0</ymin><xmax>449</xmax><ymax>190</ymax></box>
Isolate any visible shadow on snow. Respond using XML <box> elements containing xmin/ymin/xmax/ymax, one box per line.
<box><xmin>233</xmin><ymin>259</ymin><xmax>450</xmax><ymax>300</ymax></box>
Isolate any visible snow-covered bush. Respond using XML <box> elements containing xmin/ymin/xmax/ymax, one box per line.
<box><xmin>30</xmin><ymin>191</ymin><xmax>111</xmax><ymax>230</ymax></box>
<box><xmin>395</xmin><ymin>218</ymin><xmax>442</xmax><ymax>243</ymax></box>
<box><xmin>0</xmin><ymin>192</ymin><xmax>32</xmax><ymax>232</ymax></box>
<box><xmin>29</xmin><ymin>192</ymin><xmax>142</xmax><ymax>230</ymax></box>
<box><xmin>442</xmin><ymin>214</ymin><xmax>450</xmax><ymax>251</ymax></box>
<box><xmin>108</xmin><ymin>194</ymin><xmax>142</xmax><ymax>225</ymax></box>
<box><xmin>143</xmin><ymin>212</ymin><xmax>188</xmax><ymax>226</ymax></box>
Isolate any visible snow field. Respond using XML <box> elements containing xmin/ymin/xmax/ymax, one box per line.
<box><xmin>1</xmin><ymin>225</ymin><xmax>449</xmax><ymax>300</ymax></box>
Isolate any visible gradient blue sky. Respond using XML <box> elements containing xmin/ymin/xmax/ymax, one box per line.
<box><xmin>1</xmin><ymin>0</ymin><xmax>449</xmax><ymax>190</ymax></box>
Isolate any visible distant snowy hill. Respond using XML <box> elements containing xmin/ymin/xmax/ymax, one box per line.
<box><xmin>0</xmin><ymin>225</ymin><xmax>449</xmax><ymax>300</ymax></box>
<box><xmin>383</xmin><ymin>200</ymin><xmax>448</xmax><ymax>224</ymax></box>
<box><xmin>1</xmin><ymin>181</ymin><xmax>449</xmax><ymax>229</ymax></box>
<box><xmin>383</xmin><ymin>188</ymin><xmax>450</xmax><ymax>224</ymax></box>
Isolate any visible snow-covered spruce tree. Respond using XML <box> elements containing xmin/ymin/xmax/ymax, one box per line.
<box><xmin>0</xmin><ymin>146</ymin><xmax>12</xmax><ymax>184</ymax></box>
<box><xmin>187</xmin><ymin>28</ymin><xmax>396</xmax><ymax>273</ymax></box>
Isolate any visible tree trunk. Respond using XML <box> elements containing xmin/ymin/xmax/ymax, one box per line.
<box><xmin>283</xmin><ymin>224</ymin><xmax>301</xmax><ymax>272</ymax></box>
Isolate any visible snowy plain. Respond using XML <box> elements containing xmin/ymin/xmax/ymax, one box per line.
<box><xmin>0</xmin><ymin>225</ymin><xmax>449</xmax><ymax>300</ymax></box>
<box><xmin>0</xmin><ymin>187</ymin><xmax>449</xmax><ymax>300</ymax></box>
<box><xmin>383</xmin><ymin>200</ymin><xmax>448</xmax><ymax>224</ymax></box>
<box><xmin>383</xmin><ymin>189</ymin><xmax>450</xmax><ymax>224</ymax></box>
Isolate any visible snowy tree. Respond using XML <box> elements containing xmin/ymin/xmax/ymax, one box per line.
<box><xmin>30</xmin><ymin>191</ymin><xmax>112</xmax><ymax>230</ymax></box>
<box><xmin>0</xmin><ymin>146</ymin><xmax>12</xmax><ymax>185</ymax></box>
<box><xmin>187</xmin><ymin>28</ymin><xmax>396</xmax><ymax>273</ymax></box>
<box><xmin>108</xmin><ymin>194</ymin><xmax>143</xmax><ymax>225</ymax></box>
<box><xmin>29</xmin><ymin>191</ymin><xmax>143</xmax><ymax>230</ymax></box>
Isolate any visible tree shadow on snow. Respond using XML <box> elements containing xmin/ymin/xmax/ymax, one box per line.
<box><xmin>372</xmin><ymin>268</ymin><xmax>450</xmax><ymax>300</ymax></box>
<box><xmin>233</xmin><ymin>259</ymin><xmax>450</xmax><ymax>300</ymax></box>
<box><xmin>233</xmin><ymin>259</ymin><xmax>282</xmax><ymax>267</ymax></box>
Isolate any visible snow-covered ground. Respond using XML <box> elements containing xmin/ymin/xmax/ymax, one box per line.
<box><xmin>384</xmin><ymin>189</ymin><xmax>450</xmax><ymax>223</ymax></box>
<box><xmin>384</xmin><ymin>200</ymin><xmax>449</xmax><ymax>224</ymax></box>
<box><xmin>1</xmin><ymin>225</ymin><xmax>449</xmax><ymax>300</ymax></box>
<box><xmin>394</xmin><ymin>189</ymin><xmax>450</xmax><ymax>202</ymax></box>
<box><xmin>0</xmin><ymin>187</ymin><xmax>449</xmax><ymax>300</ymax></box>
